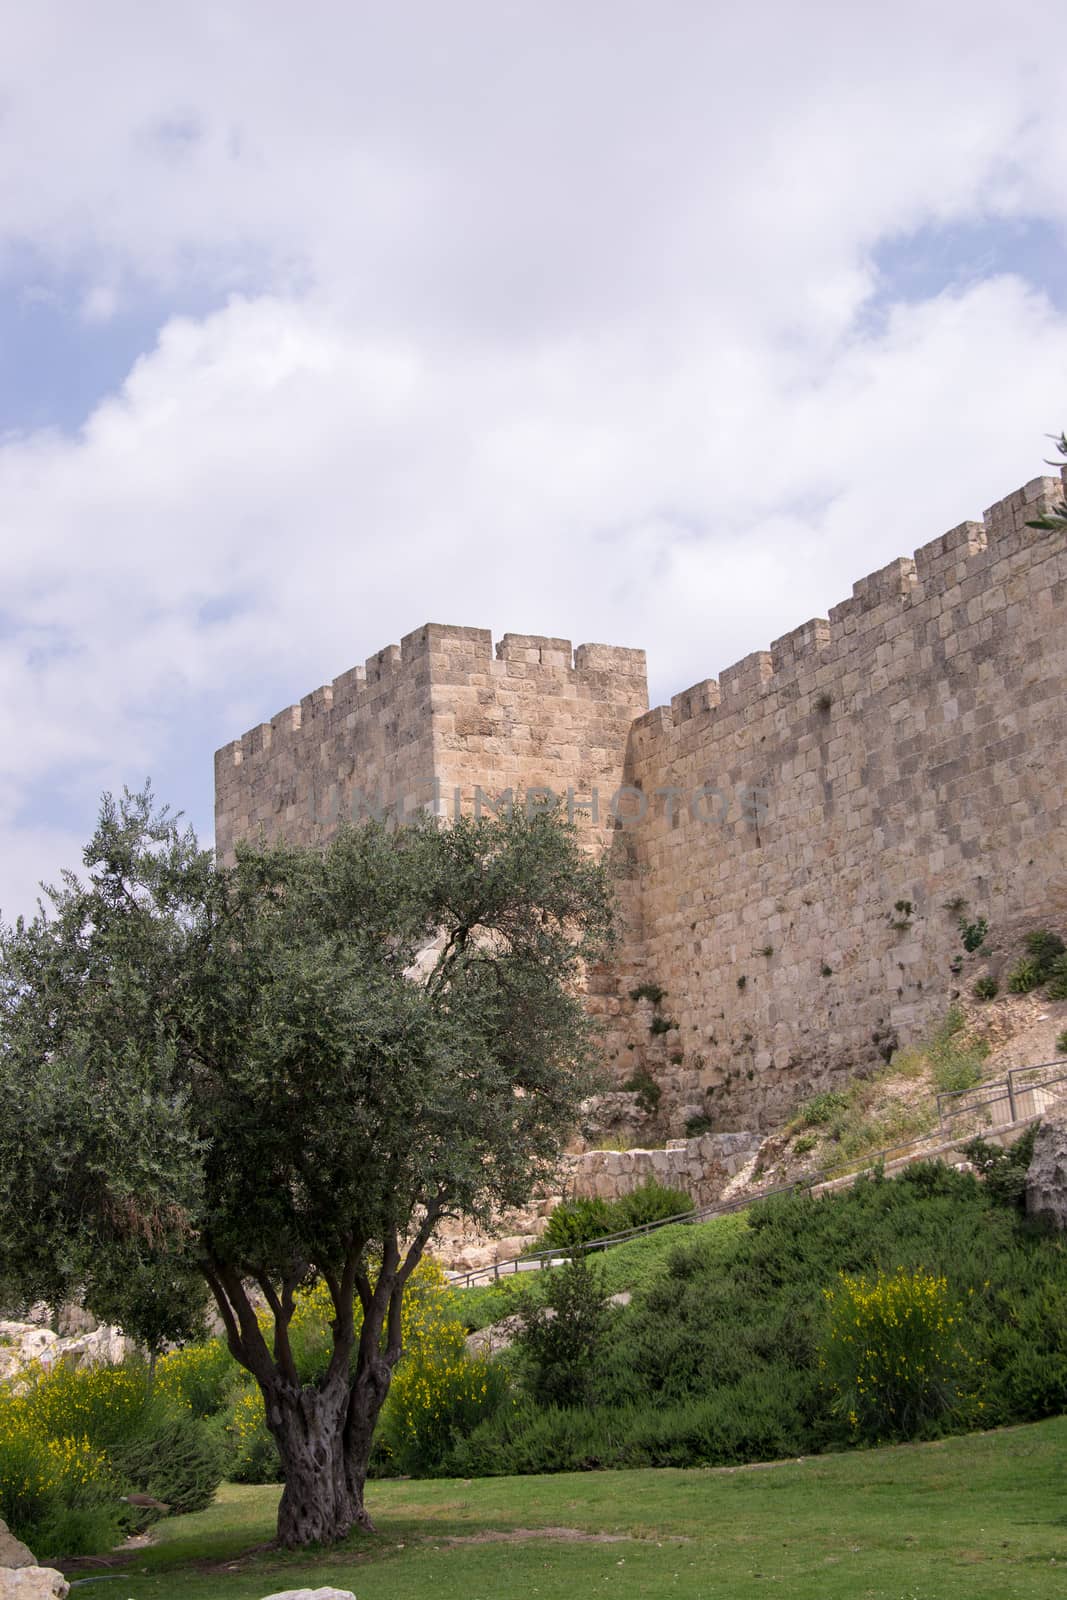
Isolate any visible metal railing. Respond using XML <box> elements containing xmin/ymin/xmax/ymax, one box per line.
<box><xmin>448</xmin><ymin>1057</ymin><xmax>1065</xmax><ymax>1289</ymax></box>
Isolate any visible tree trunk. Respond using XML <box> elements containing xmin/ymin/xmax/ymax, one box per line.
<box><xmin>266</xmin><ymin>1380</ymin><xmax>361</xmax><ymax>1547</ymax></box>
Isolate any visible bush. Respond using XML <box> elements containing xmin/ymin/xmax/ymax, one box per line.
<box><xmin>796</xmin><ymin>1090</ymin><xmax>851</xmax><ymax>1127</ymax></box>
<box><xmin>514</xmin><ymin>1254</ymin><xmax>610</xmax><ymax>1409</ymax></box>
<box><xmin>973</xmin><ymin>975</ymin><xmax>998</xmax><ymax>1001</ymax></box>
<box><xmin>542</xmin><ymin>1180</ymin><xmax>692</xmax><ymax>1250</ymax></box>
<box><xmin>821</xmin><ymin>1267</ymin><xmax>980</xmax><ymax>1441</ymax></box>
<box><xmin>155</xmin><ymin>1338</ymin><xmax>242</xmax><ymax>1419</ymax></box>
<box><xmin>1045</xmin><ymin>956</ymin><xmax>1067</xmax><ymax>1001</ymax></box>
<box><xmin>960</xmin><ymin>918</ymin><xmax>989</xmax><ymax>953</ymax></box>
<box><xmin>1057</xmin><ymin>1029</ymin><xmax>1067</xmax><ymax>1056</ymax></box>
<box><xmin>115</xmin><ymin>1407</ymin><xmax>225</xmax><ymax>1513</ymax></box>
<box><xmin>15</xmin><ymin>1360</ymin><xmax>224</xmax><ymax>1527</ymax></box>
<box><xmin>1024</xmin><ymin>929</ymin><xmax>1066</xmax><ymax>973</ymax></box>
<box><xmin>542</xmin><ymin>1196</ymin><xmax>616</xmax><ymax>1251</ymax></box>
<box><xmin>380</xmin><ymin>1339</ymin><xmax>506</xmax><ymax>1476</ymax></box>
<box><xmin>0</xmin><ymin>1399</ymin><xmax>121</xmax><ymax>1555</ymax></box>
<box><xmin>225</xmin><ymin>1389</ymin><xmax>281</xmax><ymax>1484</ymax></box>
<box><xmin>622</xmin><ymin>1068</ymin><xmax>661</xmax><ymax>1116</ymax></box>
<box><xmin>963</xmin><ymin>1129</ymin><xmax>1036</xmax><ymax>1209</ymax></box>
<box><xmin>1008</xmin><ymin>959</ymin><xmax>1044</xmax><ymax>994</ymax></box>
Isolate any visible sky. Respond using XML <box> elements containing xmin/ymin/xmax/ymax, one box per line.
<box><xmin>1</xmin><ymin>2</ymin><xmax>1066</xmax><ymax>922</ymax></box>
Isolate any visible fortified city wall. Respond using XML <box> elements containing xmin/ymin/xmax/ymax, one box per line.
<box><xmin>215</xmin><ymin>470</ymin><xmax>1067</xmax><ymax>1133</ymax></box>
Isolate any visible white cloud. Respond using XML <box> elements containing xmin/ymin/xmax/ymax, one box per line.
<box><xmin>0</xmin><ymin>2</ymin><xmax>1066</xmax><ymax>918</ymax></box>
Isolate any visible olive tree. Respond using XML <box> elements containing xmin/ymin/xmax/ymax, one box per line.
<box><xmin>0</xmin><ymin>790</ymin><xmax>613</xmax><ymax>1546</ymax></box>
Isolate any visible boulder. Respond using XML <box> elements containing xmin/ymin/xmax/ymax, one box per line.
<box><xmin>1027</xmin><ymin>1097</ymin><xmax>1067</xmax><ymax>1228</ymax></box>
<box><xmin>0</xmin><ymin>1518</ymin><xmax>35</xmax><ymax>1568</ymax></box>
<box><xmin>0</xmin><ymin>1568</ymin><xmax>70</xmax><ymax>1598</ymax></box>
<box><xmin>259</xmin><ymin>1589</ymin><xmax>356</xmax><ymax>1600</ymax></box>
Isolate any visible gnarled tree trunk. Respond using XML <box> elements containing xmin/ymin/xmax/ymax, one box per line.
<box><xmin>265</xmin><ymin>1378</ymin><xmax>360</xmax><ymax>1547</ymax></box>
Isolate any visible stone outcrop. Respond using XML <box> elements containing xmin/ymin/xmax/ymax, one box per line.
<box><xmin>0</xmin><ymin>1568</ymin><xmax>69</xmax><ymax>1598</ymax></box>
<box><xmin>1026</xmin><ymin>1098</ymin><xmax>1067</xmax><ymax>1229</ymax></box>
<box><xmin>0</xmin><ymin>1320</ymin><xmax>134</xmax><ymax>1385</ymax></box>
<box><xmin>0</xmin><ymin>1520</ymin><xmax>34</xmax><ymax>1569</ymax></box>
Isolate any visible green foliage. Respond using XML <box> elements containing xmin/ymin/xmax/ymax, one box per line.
<box><xmin>542</xmin><ymin>1196</ymin><xmax>616</xmax><ymax>1250</ymax></box>
<box><xmin>622</xmin><ymin>1067</ymin><xmax>661</xmax><ymax>1115</ymax></box>
<box><xmin>1044</xmin><ymin>954</ymin><xmax>1067</xmax><ymax>1000</ymax></box>
<box><xmin>380</xmin><ymin>1337</ymin><xmax>506</xmax><ymax>1476</ymax></box>
<box><xmin>972</xmin><ymin>975</ymin><xmax>998</xmax><ymax>1000</ymax></box>
<box><xmin>1025</xmin><ymin>929</ymin><xmax>1066</xmax><ymax>971</ymax></box>
<box><xmin>796</xmin><ymin>1090</ymin><xmax>851</xmax><ymax>1127</ymax></box>
<box><xmin>648</xmin><ymin>1015</ymin><xmax>677</xmax><ymax>1036</ymax></box>
<box><xmin>115</xmin><ymin>1407</ymin><xmax>225</xmax><ymax>1514</ymax></box>
<box><xmin>0</xmin><ymin>1359</ymin><xmax>223</xmax><ymax>1550</ymax></box>
<box><xmin>684</xmin><ymin>1114</ymin><xmax>714</xmax><ymax>1136</ymax></box>
<box><xmin>1057</xmin><ymin>1029</ymin><xmax>1067</xmax><ymax>1056</ymax></box>
<box><xmin>926</xmin><ymin>1007</ymin><xmax>989</xmax><ymax>1093</ymax></box>
<box><xmin>959</xmin><ymin>917</ymin><xmax>989</xmax><ymax>953</ymax></box>
<box><xmin>0</xmin><ymin>789</ymin><xmax>613</xmax><ymax>1544</ymax></box>
<box><xmin>445</xmin><ymin>1167</ymin><xmax>1067</xmax><ymax>1477</ymax></box>
<box><xmin>963</xmin><ymin>1129</ymin><xmax>1037</xmax><ymax>1209</ymax></box>
<box><xmin>1008</xmin><ymin>958</ymin><xmax>1044</xmax><ymax>993</ymax></box>
<box><xmin>820</xmin><ymin>1267</ymin><xmax>980</xmax><ymax>1441</ymax></box>
<box><xmin>0</xmin><ymin>1397</ymin><xmax>120</xmax><ymax>1555</ymax></box>
<box><xmin>156</xmin><ymin>1339</ymin><xmax>242</xmax><ymax>1419</ymax></box>
<box><xmin>225</xmin><ymin>1389</ymin><xmax>280</xmax><ymax>1485</ymax></box>
<box><xmin>1025</xmin><ymin>431</ymin><xmax>1067</xmax><ymax>531</ymax></box>
<box><xmin>542</xmin><ymin>1180</ymin><xmax>692</xmax><ymax>1251</ymax></box>
<box><xmin>794</xmin><ymin>1133</ymin><xmax>818</xmax><ymax>1155</ymax></box>
<box><xmin>514</xmin><ymin>1255</ymin><xmax>610</xmax><ymax>1409</ymax></box>
<box><xmin>628</xmin><ymin>983</ymin><xmax>666</xmax><ymax>1005</ymax></box>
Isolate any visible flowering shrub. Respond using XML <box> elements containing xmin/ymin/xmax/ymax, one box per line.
<box><xmin>155</xmin><ymin>1338</ymin><xmax>241</xmax><ymax>1418</ymax></box>
<box><xmin>226</xmin><ymin>1387</ymin><xmax>281</xmax><ymax>1484</ymax></box>
<box><xmin>0</xmin><ymin>1387</ymin><xmax>120</xmax><ymax>1554</ymax></box>
<box><xmin>821</xmin><ymin>1267</ymin><xmax>982</xmax><ymax>1441</ymax></box>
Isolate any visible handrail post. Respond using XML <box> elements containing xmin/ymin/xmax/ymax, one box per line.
<box><xmin>1007</xmin><ymin>1069</ymin><xmax>1018</xmax><ymax>1123</ymax></box>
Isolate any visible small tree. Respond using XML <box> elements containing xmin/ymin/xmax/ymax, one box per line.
<box><xmin>0</xmin><ymin>791</ymin><xmax>613</xmax><ymax>1546</ymax></box>
<box><xmin>1026</xmin><ymin>431</ymin><xmax>1067</xmax><ymax>532</ymax></box>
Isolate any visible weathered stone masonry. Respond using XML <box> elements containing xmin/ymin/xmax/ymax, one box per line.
<box><xmin>216</xmin><ymin>471</ymin><xmax>1067</xmax><ymax>1132</ymax></box>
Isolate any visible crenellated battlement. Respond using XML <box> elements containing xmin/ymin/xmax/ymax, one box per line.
<box><xmin>648</xmin><ymin>474</ymin><xmax>1064</xmax><ymax>734</ymax></box>
<box><xmin>216</xmin><ymin>466</ymin><xmax>1067</xmax><ymax>1134</ymax></box>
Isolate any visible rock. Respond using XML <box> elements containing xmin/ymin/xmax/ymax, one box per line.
<box><xmin>259</xmin><ymin>1589</ymin><xmax>356</xmax><ymax>1600</ymax></box>
<box><xmin>0</xmin><ymin>1567</ymin><xmax>70</xmax><ymax>1598</ymax></box>
<box><xmin>0</xmin><ymin>1517</ymin><xmax>35</xmax><ymax>1567</ymax></box>
<box><xmin>1026</xmin><ymin>1097</ymin><xmax>1067</xmax><ymax>1228</ymax></box>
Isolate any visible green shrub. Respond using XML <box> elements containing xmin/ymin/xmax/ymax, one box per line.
<box><xmin>15</xmin><ymin>1360</ymin><xmax>224</xmax><ymax>1526</ymax></box>
<box><xmin>973</xmin><ymin>975</ymin><xmax>998</xmax><ymax>1001</ymax></box>
<box><xmin>794</xmin><ymin>1133</ymin><xmax>818</xmax><ymax>1156</ymax></box>
<box><xmin>1057</xmin><ymin>1029</ymin><xmax>1067</xmax><ymax>1056</ymax></box>
<box><xmin>1024</xmin><ymin>929</ymin><xmax>1066</xmax><ymax>973</ymax></box>
<box><xmin>114</xmin><ymin>1407</ymin><xmax>224</xmax><ymax>1514</ymax></box>
<box><xmin>821</xmin><ymin>1267</ymin><xmax>980</xmax><ymax>1440</ymax></box>
<box><xmin>1008</xmin><ymin>958</ymin><xmax>1044</xmax><ymax>994</ymax></box>
<box><xmin>155</xmin><ymin>1338</ymin><xmax>241</xmax><ymax>1418</ymax></box>
<box><xmin>649</xmin><ymin>1016</ymin><xmax>677</xmax><ymax>1036</ymax></box>
<box><xmin>797</xmin><ymin>1090</ymin><xmax>851</xmax><ymax>1127</ymax></box>
<box><xmin>381</xmin><ymin>1337</ymin><xmax>507</xmax><ymax>1476</ymax></box>
<box><xmin>622</xmin><ymin>1068</ymin><xmax>661</xmax><ymax>1116</ymax></box>
<box><xmin>1045</xmin><ymin>955</ymin><xmax>1067</xmax><ymax>1001</ymax></box>
<box><xmin>963</xmin><ymin>1129</ymin><xmax>1037</xmax><ymax>1209</ymax></box>
<box><xmin>0</xmin><ymin>1399</ymin><xmax>121</xmax><ymax>1555</ymax></box>
<box><xmin>960</xmin><ymin>917</ymin><xmax>989</xmax><ymax>953</ymax></box>
<box><xmin>629</xmin><ymin>983</ymin><xmax>666</xmax><ymax>1005</ymax></box>
<box><xmin>225</xmin><ymin>1389</ymin><xmax>281</xmax><ymax>1484</ymax></box>
<box><xmin>684</xmin><ymin>1114</ymin><xmax>714</xmax><ymax>1136</ymax></box>
<box><xmin>543</xmin><ymin>1180</ymin><xmax>692</xmax><ymax>1251</ymax></box>
<box><xmin>514</xmin><ymin>1255</ymin><xmax>610</xmax><ymax>1409</ymax></box>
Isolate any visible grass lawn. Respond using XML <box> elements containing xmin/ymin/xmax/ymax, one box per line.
<box><xmin>60</xmin><ymin>1415</ymin><xmax>1066</xmax><ymax>1600</ymax></box>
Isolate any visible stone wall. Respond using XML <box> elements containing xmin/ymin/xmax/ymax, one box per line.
<box><xmin>600</xmin><ymin>472</ymin><xmax>1067</xmax><ymax>1128</ymax></box>
<box><xmin>215</xmin><ymin>624</ymin><xmax>648</xmax><ymax>863</ymax></box>
<box><xmin>215</xmin><ymin>469</ymin><xmax>1067</xmax><ymax>1136</ymax></box>
<box><xmin>563</xmin><ymin>1131</ymin><xmax>762</xmax><ymax>1209</ymax></box>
